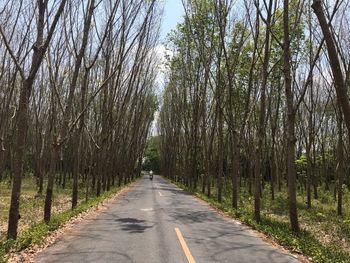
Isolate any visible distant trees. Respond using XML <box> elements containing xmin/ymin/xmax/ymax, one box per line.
<box><xmin>0</xmin><ymin>0</ymin><xmax>160</xmax><ymax>240</ymax></box>
<box><xmin>159</xmin><ymin>0</ymin><xmax>350</xmax><ymax>233</ymax></box>
<box><xmin>143</xmin><ymin>136</ymin><xmax>161</xmax><ymax>174</ymax></box>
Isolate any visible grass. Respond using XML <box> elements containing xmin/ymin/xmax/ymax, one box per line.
<box><xmin>0</xmin><ymin>174</ymin><xmax>137</xmax><ymax>263</ymax></box>
<box><xmin>0</xmin><ymin>176</ymin><xmax>79</xmax><ymax>238</ymax></box>
<box><xmin>168</xmin><ymin>178</ymin><xmax>350</xmax><ymax>263</ymax></box>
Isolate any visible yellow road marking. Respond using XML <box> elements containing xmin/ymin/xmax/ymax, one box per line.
<box><xmin>175</xmin><ymin>228</ymin><xmax>196</xmax><ymax>263</ymax></box>
<box><xmin>158</xmin><ymin>191</ymin><xmax>163</xmax><ymax>196</ymax></box>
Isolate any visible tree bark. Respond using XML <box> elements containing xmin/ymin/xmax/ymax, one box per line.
<box><xmin>283</xmin><ymin>0</ymin><xmax>299</xmax><ymax>233</ymax></box>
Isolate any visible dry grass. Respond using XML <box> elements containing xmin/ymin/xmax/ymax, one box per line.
<box><xmin>0</xmin><ymin>176</ymin><xmax>83</xmax><ymax>240</ymax></box>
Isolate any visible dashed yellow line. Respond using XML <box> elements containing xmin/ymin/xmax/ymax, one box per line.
<box><xmin>175</xmin><ymin>227</ymin><xmax>196</xmax><ymax>263</ymax></box>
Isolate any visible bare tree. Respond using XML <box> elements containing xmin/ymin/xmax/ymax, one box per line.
<box><xmin>0</xmin><ymin>0</ymin><xmax>68</xmax><ymax>240</ymax></box>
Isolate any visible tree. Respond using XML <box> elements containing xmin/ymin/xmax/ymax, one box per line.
<box><xmin>0</xmin><ymin>0</ymin><xmax>68</xmax><ymax>240</ymax></box>
<box><xmin>0</xmin><ymin>0</ymin><xmax>161</xmax><ymax>239</ymax></box>
<box><xmin>143</xmin><ymin>136</ymin><xmax>161</xmax><ymax>173</ymax></box>
<box><xmin>283</xmin><ymin>0</ymin><xmax>300</xmax><ymax>233</ymax></box>
<box><xmin>312</xmin><ymin>0</ymin><xmax>350</xmax><ymax>135</ymax></box>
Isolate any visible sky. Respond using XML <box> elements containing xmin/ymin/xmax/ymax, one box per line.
<box><xmin>151</xmin><ymin>1</ymin><xmax>184</xmax><ymax>135</ymax></box>
<box><xmin>154</xmin><ymin>0</ymin><xmax>185</xmax><ymax>89</ymax></box>
<box><xmin>160</xmin><ymin>0</ymin><xmax>185</xmax><ymax>41</ymax></box>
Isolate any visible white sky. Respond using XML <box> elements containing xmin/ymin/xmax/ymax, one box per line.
<box><xmin>151</xmin><ymin>1</ymin><xmax>184</xmax><ymax>136</ymax></box>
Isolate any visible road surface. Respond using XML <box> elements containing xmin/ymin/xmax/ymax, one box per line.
<box><xmin>35</xmin><ymin>175</ymin><xmax>299</xmax><ymax>263</ymax></box>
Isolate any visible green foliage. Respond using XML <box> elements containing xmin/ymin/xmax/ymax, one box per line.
<box><xmin>316</xmin><ymin>150</ymin><xmax>334</xmax><ymax>166</ymax></box>
<box><xmin>295</xmin><ymin>154</ymin><xmax>308</xmax><ymax>183</ymax></box>
<box><xmin>295</xmin><ymin>154</ymin><xmax>307</xmax><ymax>166</ymax></box>
<box><xmin>142</xmin><ymin>136</ymin><xmax>161</xmax><ymax>173</ymax></box>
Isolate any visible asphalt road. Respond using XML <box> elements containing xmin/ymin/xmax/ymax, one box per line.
<box><xmin>35</xmin><ymin>175</ymin><xmax>299</xmax><ymax>263</ymax></box>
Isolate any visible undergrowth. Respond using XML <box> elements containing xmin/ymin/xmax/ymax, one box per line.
<box><xmin>0</xmin><ymin>179</ymin><xmax>136</xmax><ymax>263</ymax></box>
<box><xmin>168</xmin><ymin>178</ymin><xmax>350</xmax><ymax>263</ymax></box>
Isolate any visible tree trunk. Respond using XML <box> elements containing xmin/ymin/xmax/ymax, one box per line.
<box><xmin>217</xmin><ymin>109</ymin><xmax>224</xmax><ymax>203</ymax></box>
<box><xmin>44</xmin><ymin>145</ymin><xmax>59</xmax><ymax>222</ymax></box>
<box><xmin>7</xmin><ymin>80</ymin><xmax>30</xmax><ymax>239</ymax></box>
<box><xmin>337</xmin><ymin>107</ymin><xmax>344</xmax><ymax>216</ymax></box>
<box><xmin>312</xmin><ymin>0</ymin><xmax>350</xmax><ymax>135</ymax></box>
<box><xmin>283</xmin><ymin>0</ymin><xmax>299</xmax><ymax>233</ymax></box>
<box><xmin>231</xmin><ymin>131</ymin><xmax>239</xmax><ymax>209</ymax></box>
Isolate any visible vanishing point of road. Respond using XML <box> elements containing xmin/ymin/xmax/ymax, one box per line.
<box><xmin>35</xmin><ymin>175</ymin><xmax>299</xmax><ymax>263</ymax></box>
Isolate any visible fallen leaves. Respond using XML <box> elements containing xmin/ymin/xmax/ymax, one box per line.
<box><xmin>7</xmin><ymin>182</ymin><xmax>135</xmax><ymax>263</ymax></box>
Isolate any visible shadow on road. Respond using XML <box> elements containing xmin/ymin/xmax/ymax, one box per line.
<box><xmin>115</xmin><ymin>217</ymin><xmax>154</xmax><ymax>233</ymax></box>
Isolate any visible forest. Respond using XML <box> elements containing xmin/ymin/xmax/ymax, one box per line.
<box><xmin>159</xmin><ymin>0</ymin><xmax>350</xmax><ymax>261</ymax></box>
<box><xmin>0</xmin><ymin>0</ymin><xmax>350</xmax><ymax>262</ymax></box>
<box><xmin>0</xmin><ymin>0</ymin><xmax>160</xmax><ymax>254</ymax></box>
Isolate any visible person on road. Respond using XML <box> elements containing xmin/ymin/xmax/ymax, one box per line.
<box><xmin>149</xmin><ymin>170</ymin><xmax>153</xmax><ymax>180</ymax></box>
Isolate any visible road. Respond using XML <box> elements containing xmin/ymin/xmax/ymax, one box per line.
<box><xmin>35</xmin><ymin>175</ymin><xmax>299</xmax><ymax>263</ymax></box>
